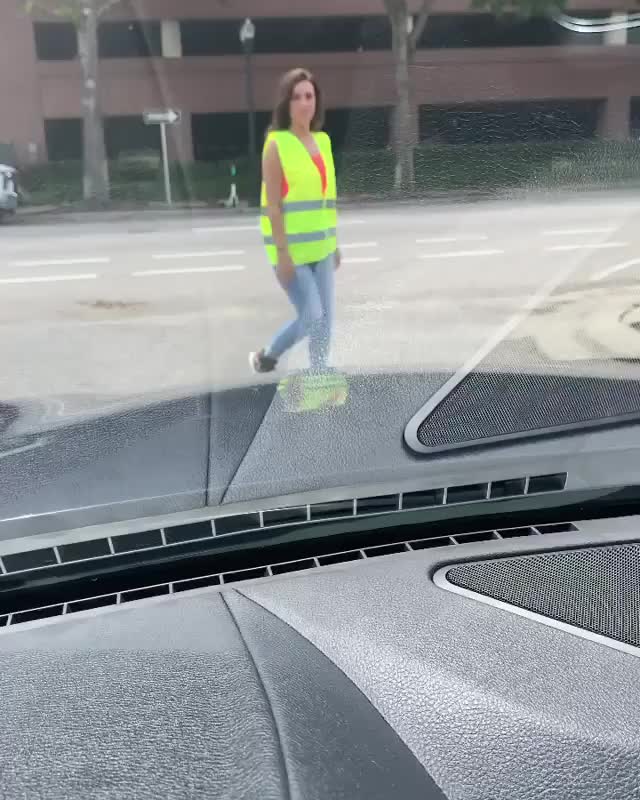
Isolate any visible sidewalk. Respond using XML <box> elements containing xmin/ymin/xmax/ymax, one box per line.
<box><xmin>11</xmin><ymin>181</ymin><xmax>640</xmax><ymax>226</ymax></box>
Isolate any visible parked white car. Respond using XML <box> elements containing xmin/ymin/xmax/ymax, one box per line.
<box><xmin>0</xmin><ymin>163</ymin><xmax>17</xmax><ymax>220</ymax></box>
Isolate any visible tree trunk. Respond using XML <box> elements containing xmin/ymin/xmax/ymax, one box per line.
<box><xmin>388</xmin><ymin>3</ymin><xmax>416</xmax><ymax>192</ymax></box>
<box><xmin>77</xmin><ymin>2</ymin><xmax>109</xmax><ymax>204</ymax></box>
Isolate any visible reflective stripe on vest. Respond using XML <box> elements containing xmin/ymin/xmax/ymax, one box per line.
<box><xmin>263</xmin><ymin>228</ymin><xmax>337</xmax><ymax>246</ymax></box>
<box><xmin>260</xmin><ymin>130</ymin><xmax>337</xmax><ymax>267</ymax></box>
<box><xmin>260</xmin><ymin>199</ymin><xmax>337</xmax><ymax>216</ymax></box>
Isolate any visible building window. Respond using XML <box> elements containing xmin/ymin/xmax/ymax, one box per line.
<box><xmin>33</xmin><ymin>22</ymin><xmax>77</xmax><ymax>61</ymax></box>
<box><xmin>98</xmin><ymin>21</ymin><xmax>162</xmax><ymax>58</ymax></box>
<box><xmin>251</xmin><ymin>16</ymin><xmax>391</xmax><ymax>53</ymax></box>
<box><xmin>45</xmin><ymin>119</ymin><xmax>82</xmax><ymax>161</ymax></box>
<box><xmin>181</xmin><ymin>16</ymin><xmax>391</xmax><ymax>56</ymax></box>
<box><xmin>180</xmin><ymin>12</ymin><xmax>610</xmax><ymax>56</ymax></box>
<box><xmin>180</xmin><ymin>12</ymin><xmax>609</xmax><ymax>57</ymax></box>
<box><xmin>105</xmin><ymin>117</ymin><xmax>160</xmax><ymax>159</ymax></box>
<box><xmin>192</xmin><ymin>112</ymin><xmax>271</xmax><ymax>161</ymax></box>
<box><xmin>180</xmin><ymin>20</ymin><xmax>240</xmax><ymax>56</ymax></box>
<box><xmin>629</xmin><ymin>99</ymin><xmax>640</xmax><ymax>138</ymax></box>
<box><xmin>418</xmin><ymin>12</ymin><xmax>606</xmax><ymax>49</ymax></box>
<box><xmin>325</xmin><ymin>108</ymin><xmax>391</xmax><ymax>151</ymax></box>
<box><xmin>191</xmin><ymin>108</ymin><xmax>389</xmax><ymax>162</ymax></box>
<box><xmin>419</xmin><ymin>101</ymin><xmax>601</xmax><ymax>145</ymax></box>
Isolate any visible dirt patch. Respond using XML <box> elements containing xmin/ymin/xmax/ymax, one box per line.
<box><xmin>78</xmin><ymin>300</ymin><xmax>147</xmax><ymax>312</ymax></box>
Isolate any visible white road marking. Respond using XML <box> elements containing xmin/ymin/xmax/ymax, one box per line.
<box><xmin>542</xmin><ymin>227</ymin><xmax>617</xmax><ymax>236</ymax></box>
<box><xmin>545</xmin><ymin>242</ymin><xmax>627</xmax><ymax>252</ymax></box>
<box><xmin>419</xmin><ymin>249</ymin><xmax>504</xmax><ymax>259</ymax></box>
<box><xmin>342</xmin><ymin>256</ymin><xmax>382</xmax><ymax>264</ymax></box>
<box><xmin>346</xmin><ymin>301</ymin><xmax>394</xmax><ymax>311</ymax></box>
<box><xmin>340</xmin><ymin>241</ymin><xmax>378</xmax><ymax>250</ymax></box>
<box><xmin>193</xmin><ymin>225</ymin><xmax>258</xmax><ymax>234</ymax></box>
<box><xmin>8</xmin><ymin>257</ymin><xmax>110</xmax><ymax>268</ymax></box>
<box><xmin>0</xmin><ymin>273</ymin><xmax>98</xmax><ymax>285</ymax></box>
<box><xmin>590</xmin><ymin>258</ymin><xmax>640</xmax><ymax>282</ymax></box>
<box><xmin>152</xmin><ymin>249</ymin><xmax>244</xmax><ymax>260</ymax></box>
<box><xmin>416</xmin><ymin>235</ymin><xmax>489</xmax><ymax>244</ymax></box>
<box><xmin>404</xmin><ymin>242</ymin><xmax>597</xmax><ymax>452</ymax></box>
<box><xmin>132</xmin><ymin>265</ymin><xmax>246</xmax><ymax>277</ymax></box>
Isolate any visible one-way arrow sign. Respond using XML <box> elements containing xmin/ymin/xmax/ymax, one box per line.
<box><xmin>142</xmin><ymin>109</ymin><xmax>182</xmax><ymax>206</ymax></box>
<box><xmin>143</xmin><ymin>109</ymin><xmax>181</xmax><ymax>126</ymax></box>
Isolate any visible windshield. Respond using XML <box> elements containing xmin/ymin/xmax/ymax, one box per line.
<box><xmin>1</xmin><ymin>0</ymin><xmax>640</xmax><ymax>537</ymax></box>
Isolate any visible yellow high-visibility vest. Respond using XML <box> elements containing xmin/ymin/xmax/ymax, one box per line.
<box><xmin>260</xmin><ymin>130</ymin><xmax>338</xmax><ymax>267</ymax></box>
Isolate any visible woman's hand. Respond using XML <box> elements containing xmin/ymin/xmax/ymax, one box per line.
<box><xmin>276</xmin><ymin>251</ymin><xmax>296</xmax><ymax>287</ymax></box>
<box><xmin>335</xmin><ymin>248</ymin><xmax>342</xmax><ymax>270</ymax></box>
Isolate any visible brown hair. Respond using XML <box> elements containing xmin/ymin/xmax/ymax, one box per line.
<box><xmin>270</xmin><ymin>68</ymin><xmax>324</xmax><ymax>132</ymax></box>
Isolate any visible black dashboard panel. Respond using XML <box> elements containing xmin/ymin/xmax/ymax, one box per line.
<box><xmin>1</xmin><ymin>591</ymin><xmax>444</xmax><ymax>800</ymax></box>
<box><xmin>2</xmin><ymin>517</ymin><xmax>640</xmax><ymax>799</ymax></box>
<box><xmin>239</xmin><ymin>523</ymin><xmax>640</xmax><ymax>800</ymax></box>
<box><xmin>0</xmin><ymin>395</ymin><xmax>211</xmax><ymax>540</ymax></box>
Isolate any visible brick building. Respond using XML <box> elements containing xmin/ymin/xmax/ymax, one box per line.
<box><xmin>1</xmin><ymin>0</ymin><xmax>638</xmax><ymax>165</ymax></box>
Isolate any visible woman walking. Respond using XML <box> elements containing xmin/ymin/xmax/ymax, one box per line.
<box><xmin>250</xmin><ymin>67</ymin><xmax>341</xmax><ymax>374</ymax></box>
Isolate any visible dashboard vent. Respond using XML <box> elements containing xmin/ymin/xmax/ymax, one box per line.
<box><xmin>0</xmin><ymin>472</ymin><xmax>567</xmax><ymax>578</ymax></box>
<box><xmin>0</xmin><ymin>520</ymin><xmax>578</xmax><ymax>630</ymax></box>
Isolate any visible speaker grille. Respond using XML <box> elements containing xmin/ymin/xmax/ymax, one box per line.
<box><xmin>415</xmin><ymin>339</ymin><xmax>640</xmax><ymax>452</ymax></box>
<box><xmin>445</xmin><ymin>543</ymin><xmax>640</xmax><ymax>648</ymax></box>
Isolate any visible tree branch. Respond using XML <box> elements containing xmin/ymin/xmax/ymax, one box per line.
<box><xmin>409</xmin><ymin>0</ymin><xmax>433</xmax><ymax>53</ymax></box>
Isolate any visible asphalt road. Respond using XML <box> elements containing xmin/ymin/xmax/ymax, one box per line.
<box><xmin>3</xmin><ymin>192</ymin><xmax>640</xmax><ymax>432</ymax></box>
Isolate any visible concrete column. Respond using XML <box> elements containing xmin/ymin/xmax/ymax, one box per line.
<box><xmin>604</xmin><ymin>13</ymin><xmax>628</xmax><ymax>46</ymax></box>
<box><xmin>599</xmin><ymin>94</ymin><xmax>631</xmax><ymax>140</ymax></box>
<box><xmin>161</xmin><ymin>20</ymin><xmax>182</xmax><ymax>59</ymax></box>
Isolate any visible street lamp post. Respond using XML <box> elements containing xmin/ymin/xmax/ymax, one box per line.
<box><xmin>239</xmin><ymin>18</ymin><xmax>258</xmax><ymax>206</ymax></box>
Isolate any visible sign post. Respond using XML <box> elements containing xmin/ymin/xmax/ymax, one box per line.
<box><xmin>143</xmin><ymin>109</ymin><xmax>182</xmax><ymax>206</ymax></box>
<box><xmin>159</xmin><ymin>122</ymin><xmax>171</xmax><ymax>206</ymax></box>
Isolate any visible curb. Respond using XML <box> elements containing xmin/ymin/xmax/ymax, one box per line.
<box><xmin>13</xmin><ymin>203</ymin><xmax>256</xmax><ymax>225</ymax></box>
<box><xmin>14</xmin><ymin>191</ymin><xmax>494</xmax><ymax>224</ymax></box>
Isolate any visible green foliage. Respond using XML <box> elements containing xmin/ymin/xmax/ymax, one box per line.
<box><xmin>18</xmin><ymin>142</ymin><xmax>640</xmax><ymax>208</ymax></box>
<box><xmin>18</xmin><ymin>156</ymin><xmax>257</xmax><ymax>206</ymax></box>
<box><xmin>338</xmin><ymin>141</ymin><xmax>640</xmax><ymax>196</ymax></box>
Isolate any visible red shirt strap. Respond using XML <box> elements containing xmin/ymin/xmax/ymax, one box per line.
<box><xmin>281</xmin><ymin>151</ymin><xmax>327</xmax><ymax>198</ymax></box>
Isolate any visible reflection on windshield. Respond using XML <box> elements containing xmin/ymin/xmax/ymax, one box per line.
<box><xmin>278</xmin><ymin>372</ymin><xmax>350</xmax><ymax>414</ymax></box>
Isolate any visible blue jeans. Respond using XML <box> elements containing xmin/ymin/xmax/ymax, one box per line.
<box><xmin>265</xmin><ymin>252</ymin><xmax>335</xmax><ymax>370</ymax></box>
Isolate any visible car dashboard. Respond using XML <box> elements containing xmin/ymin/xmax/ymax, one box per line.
<box><xmin>2</xmin><ymin>504</ymin><xmax>640</xmax><ymax>800</ymax></box>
